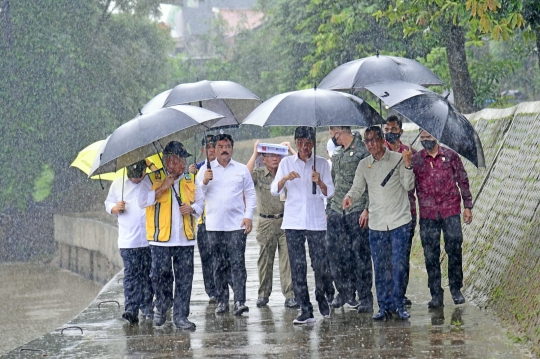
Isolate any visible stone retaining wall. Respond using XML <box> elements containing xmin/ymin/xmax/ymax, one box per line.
<box><xmin>53</xmin><ymin>213</ymin><xmax>121</xmax><ymax>284</ymax></box>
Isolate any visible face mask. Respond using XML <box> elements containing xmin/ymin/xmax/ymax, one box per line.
<box><xmin>421</xmin><ymin>140</ymin><xmax>437</xmax><ymax>151</ymax></box>
<box><xmin>331</xmin><ymin>134</ymin><xmax>339</xmax><ymax>147</ymax></box>
<box><xmin>385</xmin><ymin>132</ymin><xmax>401</xmax><ymax>144</ymax></box>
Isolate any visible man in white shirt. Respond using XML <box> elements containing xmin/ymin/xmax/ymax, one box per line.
<box><xmin>105</xmin><ymin>160</ymin><xmax>153</xmax><ymax>324</ymax></box>
<box><xmin>197</xmin><ymin>133</ymin><xmax>257</xmax><ymax>316</ymax></box>
<box><xmin>138</xmin><ymin>141</ymin><xmax>204</xmax><ymax>330</ymax></box>
<box><xmin>271</xmin><ymin>126</ymin><xmax>335</xmax><ymax>325</ymax></box>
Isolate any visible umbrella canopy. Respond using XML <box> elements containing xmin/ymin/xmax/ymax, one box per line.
<box><xmin>89</xmin><ymin>105</ymin><xmax>223</xmax><ymax>177</ymax></box>
<box><xmin>140</xmin><ymin>80</ymin><xmax>261</xmax><ymax>128</ymax></box>
<box><xmin>365</xmin><ymin>80</ymin><xmax>485</xmax><ymax>168</ymax></box>
<box><xmin>70</xmin><ymin>140</ymin><xmax>163</xmax><ymax>181</ymax></box>
<box><xmin>242</xmin><ymin>88</ymin><xmax>382</xmax><ymax>128</ymax></box>
<box><xmin>319</xmin><ymin>53</ymin><xmax>444</xmax><ymax>91</ymax></box>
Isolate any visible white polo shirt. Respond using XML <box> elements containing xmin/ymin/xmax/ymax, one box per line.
<box><xmin>105</xmin><ymin>178</ymin><xmax>148</xmax><ymax>249</ymax></box>
<box><xmin>271</xmin><ymin>153</ymin><xmax>334</xmax><ymax>231</ymax></box>
<box><xmin>196</xmin><ymin>159</ymin><xmax>256</xmax><ymax>232</ymax></box>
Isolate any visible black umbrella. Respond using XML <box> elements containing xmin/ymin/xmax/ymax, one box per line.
<box><xmin>319</xmin><ymin>52</ymin><xmax>444</xmax><ymax>91</ymax></box>
<box><xmin>89</xmin><ymin>105</ymin><xmax>224</xmax><ymax>177</ymax></box>
<box><xmin>365</xmin><ymin>80</ymin><xmax>485</xmax><ymax>168</ymax></box>
<box><xmin>242</xmin><ymin>87</ymin><xmax>383</xmax><ymax>193</ymax></box>
<box><xmin>140</xmin><ymin>80</ymin><xmax>261</xmax><ymax>166</ymax></box>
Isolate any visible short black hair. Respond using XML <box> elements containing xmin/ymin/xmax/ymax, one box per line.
<box><xmin>202</xmin><ymin>134</ymin><xmax>215</xmax><ymax>148</ymax></box>
<box><xmin>294</xmin><ymin>126</ymin><xmax>316</xmax><ymax>142</ymax></box>
<box><xmin>329</xmin><ymin>126</ymin><xmax>351</xmax><ymax>132</ymax></box>
<box><xmin>365</xmin><ymin>125</ymin><xmax>383</xmax><ymax>140</ymax></box>
<box><xmin>386</xmin><ymin>115</ymin><xmax>402</xmax><ymax>129</ymax></box>
<box><xmin>214</xmin><ymin>133</ymin><xmax>234</xmax><ymax>147</ymax></box>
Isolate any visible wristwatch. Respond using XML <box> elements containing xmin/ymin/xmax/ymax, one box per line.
<box><xmin>405</xmin><ymin>165</ymin><xmax>413</xmax><ymax>170</ymax></box>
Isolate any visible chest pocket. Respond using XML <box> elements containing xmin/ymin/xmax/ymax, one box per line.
<box><xmin>232</xmin><ymin>173</ymin><xmax>244</xmax><ymax>190</ymax></box>
<box><xmin>259</xmin><ymin>178</ymin><xmax>272</xmax><ymax>191</ymax></box>
<box><xmin>337</xmin><ymin>151</ymin><xmax>364</xmax><ymax>183</ymax></box>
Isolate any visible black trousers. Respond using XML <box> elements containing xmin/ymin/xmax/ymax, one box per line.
<box><xmin>207</xmin><ymin>230</ymin><xmax>247</xmax><ymax>304</ymax></box>
<box><xmin>197</xmin><ymin>223</ymin><xmax>216</xmax><ymax>298</ymax></box>
<box><xmin>150</xmin><ymin>245</ymin><xmax>194</xmax><ymax>320</ymax></box>
<box><xmin>326</xmin><ymin>210</ymin><xmax>373</xmax><ymax>303</ymax></box>
<box><xmin>285</xmin><ymin>229</ymin><xmax>329</xmax><ymax>315</ymax></box>
<box><xmin>120</xmin><ymin>247</ymin><xmax>153</xmax><ymax>316</ymax></box>
<box><xmin>419</xmin><ymin>215</ymin><xmax>463</xmax><ymax>296</ymax></box>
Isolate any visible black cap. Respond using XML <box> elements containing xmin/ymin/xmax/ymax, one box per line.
<box><xmin>163</xmin><ymin>141</ymin><xmax>192</xmax><ymax>158</ymax></box>
<box><xmin>294</xmin><ymin>126</ymin><xmax>316</xmax><ymax>141</ymax></box>
<box><xmin>126</xmin><ymin>160</ymin><xmax>147</xmax><ymax>179</ymax></box>
<box><xmin>202</xmin><ymin>134</ymin><xmax>215</xmax><ymax>147</ymax></box>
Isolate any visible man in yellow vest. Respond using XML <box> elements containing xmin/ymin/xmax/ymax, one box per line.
<box><xmin>138</xmin><ymin>141</ymin><xmax>204</xmax><ymax>330</ymax></box>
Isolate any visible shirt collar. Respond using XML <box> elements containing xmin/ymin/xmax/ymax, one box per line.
<box><xmin>212</xmin><ymin>158</ymin><xmax>236</xmax><ymax>168</ymax></box>
<box><xmin>367</xmin><ymin>148</ymin><xmax>389</xmax><ymax>166</ymax></box>
<box><xmin>421</xmin><ymin>145</ymin><xmax>444</xmax><ymax>159</ymax></box>
<box><xmin>294</xmin><ymin>152</ymin><xmax>314</xmax><ymax>163</ymax></box>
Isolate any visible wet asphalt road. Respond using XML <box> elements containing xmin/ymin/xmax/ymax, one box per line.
<box><xmin>4</xmin><ymin>221</ymin><xmax>529</xmax><ymax>358</ymax></box>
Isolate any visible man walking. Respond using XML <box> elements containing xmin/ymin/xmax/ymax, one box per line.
<box><xmin>271</xmin><ymin>126</ymin><xmax>334</xmax><ymax>325</ymax></box>
<box><xmin>326</xmin><ymin>126</ymin><xmax>373</xmax><ymax>313</ymax></box>
<box><xmin>105</xmin><ymin>160</ymin><xmax>153</xmax><ymax>324</ymax></box>
<box><xmin>247</xmin><ymin>140</ymin><xmax>297</xmax><ymax>309</ymax></box>
<box><xmin>343</xmin><ymin>126</ymin><xmax>414</xmax><ymax>320</ymax></box>
<box><xmin>412</xmin><ymin>130</ymin><xmax>473</xmax><ymax>308</ymax></box>
<box><xmin>197</xmin><ymin>133</ymin><xmax>257</xmax><ymax>316</ymax></box>
<box><xmin>138</xmin><ymin>141</ymin><xmax>203</xmax><ymax>330</ymax></box>
<box><xmin>383</xmin><ymin>115</ymin><xmax>417</xmax><ymax>307</ymax></box>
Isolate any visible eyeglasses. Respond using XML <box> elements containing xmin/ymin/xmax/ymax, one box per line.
<box><xmin>262</xmin><ymin>153</ymin><xmax>281</xmax><ymax>158</ymax></box>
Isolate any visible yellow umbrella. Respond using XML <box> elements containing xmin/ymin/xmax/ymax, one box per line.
<box><xmin>71</xmin><ymin>140</ymin><xmax>163</xmax><ymax>181</ymax></box>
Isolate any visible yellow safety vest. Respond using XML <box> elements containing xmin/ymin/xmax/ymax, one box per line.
<box><xmin>146</xmin><ymin>170</ymin><xmax>196</xmax><ymax>242</ymax></box>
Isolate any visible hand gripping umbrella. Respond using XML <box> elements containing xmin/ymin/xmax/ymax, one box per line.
<box><xmin>140</xmin><ymin>80</ymin><xmax>262</xmax><ymax>169</ymax></box>
<box><xmin>319</xmin><ymin>50</ymin><xmax>444</xmax><ymax>114</ymax></box>
<box><xmin>242</xmin><ymin>87</ymin><xmax>383</xmax><ymax>193</ymax></box>
<box><xmin>365</xmin><ymin>80</ymin><xmax>485</xmax><ymax>168</ymax></box>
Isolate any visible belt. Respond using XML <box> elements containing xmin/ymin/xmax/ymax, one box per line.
<box><xmin>259</xmin><ymin>213</ymin><xmax>284</xmax><ymax>219</ymax></box>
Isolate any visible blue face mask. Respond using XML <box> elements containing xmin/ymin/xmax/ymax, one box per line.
<box><xmin>385</xmin><ymin>132</ymin><xmax>401</xmax><ymax>144</ymax></box>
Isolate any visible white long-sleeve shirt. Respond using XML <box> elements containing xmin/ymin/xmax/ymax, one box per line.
<box><xmin>105</xmin><ymin>178</ymin><xmax>148</xmax><ymax>249</ymax></box>
<box><xmin>138</xmin><ymin>174</ymin><xmax>204</xmax><ymax>247</ymax></box>
<box><xmin>196</xmin><ymin>159</ymin><xmax>256</xmax><ymax>232</ymax></box>
<box><xmin>271</xmin><ymin>153</ymin><xmax>334</xmax><ymax>231</ymax></box>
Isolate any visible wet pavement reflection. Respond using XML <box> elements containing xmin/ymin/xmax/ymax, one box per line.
<box><xmin>3</xmin><ymin>223</ymin><xmax>529</xmax><ymax>358</ymax></box>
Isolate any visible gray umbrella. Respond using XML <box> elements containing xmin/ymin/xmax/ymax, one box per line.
<box><xmin>365</xmin><ymin>80</ymin><xmax>485</xmax><ymax>168</ymax></box>
<box><xmin>89</xmin><ymin>105</ymin><xmax>224</xmax><ymax>177</ymax></box>
<box><xmin>242</xmin><ymin>87</ymin><xmax>383</xmax><ymax>193</ymax></box>
<box><xmin>319</xmin><ymin>52</ymin><xmax>444</xmax><ymax>91</ymax></box>
<box><xmin>140</xmin><ymin>80</ymin><xmax>261</xmax><ymax>129</ymax></box>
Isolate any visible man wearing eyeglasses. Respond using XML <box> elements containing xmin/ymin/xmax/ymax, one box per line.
<box><xmin>247</xmin><ymin>140</ymin><xmax>298</xmax><ymax>309</ymax></box>
<box><xmin>197</xmin><ymin>133</ymin><xmax>257</xmax><ymax>317</ymax></box>
<box><xmin>271</xmin><ymin>126</ymin><xmax>335</xmax><ymax>325</ymax></box>
<box><xmin>138</xmin><ymin>141</ymin><xmax>204</xmax><ymax>330</ymax></box>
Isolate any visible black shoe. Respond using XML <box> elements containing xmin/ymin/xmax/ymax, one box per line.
<box><xmin>319</xmin><ymin>299</ymin><xmax>331</xmax><ymax>318</ymax></box>
<box><xmin>208</xmin><ymin>296</ymin><xmax>217</xmax><ymax>304</ymax></box>
<box><xmin>331</xmin><ymin>294</ymin><xmax>346</xmax><ymax>308</ymax></box>
<box><xmin>233</xmin><ymin>301</ymin><xmax>249</xmax><ymax>316</ymax></box>
<box><xmin>122</xmin><ymin>311</ymin><xmax>139</xmax><ymax>324</ymax></box>
<box><xmin>256</xmin><ymin>297</ymin><xmax>269</xmax><ymax>307</ymax></box>
<box><xmin>428</xmin><ymin>295</ymin><xmax>444</xmax><ymax>309</ymax></box>
<box><xmin>403</xmin><ymin>296</ymin><xmax>412</xmax><ymax>307</ymax></box>
<box><xmin>396</xmin><ymin>308</ymin><xmax>410</xmax><ymax>320</ymax></box>
<box><xmin>372</xmin><ymin>309</ymin><xmax>391</xmax><ymax>321</ymax></box>
<box><xmin>345</xmin><ymin>299</ymin><xmax>360</xmax><ymax>309</ymax></box>
<box><xmin>174</xmin><ymin>317</ymin><xmax>196</xmax><ymax>330</ymax></box>
<box><xmin>153</xmin><ymin>312</ymin><xmax>166</xmax><ymax>326</ymax></box>
<box><xmin>284</xmin><ymin>298</ymin><xmax>299</xmax><ymax>308</ymax></box>
<box><xmin>215</xmin><ymin>302</ymin><xmax>229</xmax><ymax>314</ymax></box>
<box><xmin>357</xmin><ymin>301</ymin><xmax>373</xmax><ymax>313</ymax></box>
<box><xmin>293</xmin><ymin>312</ymin><xmax>316</xmax><ymax>324</ymax></box>
<box><xmin>451</xmin><ymin>290</ymin><xmax>465</xmax><ymax>305</ymax></box>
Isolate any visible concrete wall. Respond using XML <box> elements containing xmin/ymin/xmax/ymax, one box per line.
<box><xmin>53</xmin><ymin>213</ymin><xmax>122</xmax><ymax>284</ymax></box>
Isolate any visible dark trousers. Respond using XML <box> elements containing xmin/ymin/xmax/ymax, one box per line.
<box><xmin>326</xmin><ymin>210</ymin><xmax>373</xmax><ymax>303</ymax></box>
<box><xmin>207</xmin><ymin>230</ymin><xmax>247</xmax><ymax>304</ymax></box>
<box><xmin>120</xmin><ymin>247</ymin><xmax>153</xmax><ymax>316</ymax></box>
<box><xmin>197</xmin><ymin>223</ymin><xmax>216</xmax><ymax>298</ymax></box>
<box><xmin>285</xmin><ymin>229</ymin><xmax>329</xmax><ymax>315</ymax></box>
<box><xmin>401</xmin><ymin>214</ymin><xmax>416</xmax><ymax>299</ymax></box>
<box><xmin>419</xmin><ymin>215</ymin><xmax>463</xmax><ymax>296</ymax></box>
<box><xmin>150</xmin><ymin>245</ymin><xmax>194</xmax><ymax>320</ymax></box>
<box><xmin>369</xmin><ymin>223</ymin><xmax>410</xmax><ymax>311</ymax></box>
